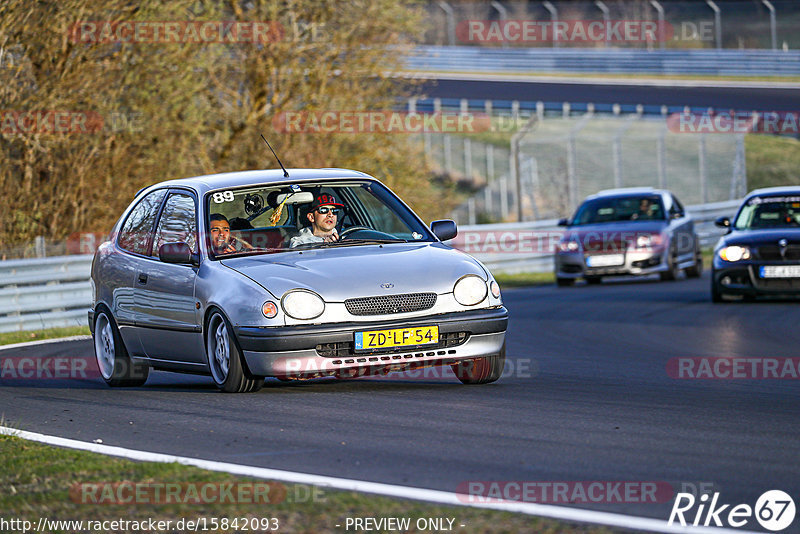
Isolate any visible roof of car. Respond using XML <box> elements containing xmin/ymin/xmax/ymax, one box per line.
<box><xmin>589</xmin><ymin>187</ymin><xmax>666</xmax><ymax>199</ymax></box>
<box><xmin>138</xmin><ymin>168</ymin><xmax>373</xmax><ymax>197</ymax></box>
<box><xmin>746</xmin><ymin>186</ymin><xmax>800</xmax><ymax>197</ymax></box>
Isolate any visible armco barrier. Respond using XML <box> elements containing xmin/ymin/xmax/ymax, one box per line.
<box><xmin>0</xmin><ymin>200</ymin><xmax>739</xmax><ymax>332</ymax></box>
<box><xmin>0</xmin><ymin>255</ymin><xmax>93</xmax><ymax>333</ymax></box>
<box><xmin>407</xmin><ymin>46</ymin><xmax>800</xmax><ymax>77</ymax></box>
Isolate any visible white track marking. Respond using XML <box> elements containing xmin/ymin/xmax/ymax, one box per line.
<box><xmin>0</xmin><ymin>426</ymin><xmax>757</xmax><ymax>534</ymax></box>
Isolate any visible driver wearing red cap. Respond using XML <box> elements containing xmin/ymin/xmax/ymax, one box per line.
<box><xmin>290</xmin><ymin>193</ymin><xmax>344</xmax><ymax>247</ymax></box>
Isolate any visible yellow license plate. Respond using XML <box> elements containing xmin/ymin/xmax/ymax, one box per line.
<box><xmin>354</xmin><ymin>326</ymin><xmax>439</xmax><ymax>351</ymax></box>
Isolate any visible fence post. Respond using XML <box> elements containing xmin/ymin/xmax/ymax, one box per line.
<box><xmin>657</xmin><ymin>128</ymin><xmax>667</xmax><ymax>189</ymax></box>
<box><xmin>444</xmin><ymin>135</ymin><xmax>453</xmax><ymax>174</ymax></box>
<box><xmin>699</xmin><ymin>135</ymin><xmax>708</xmax><ymax>203</ymax></box>
<box><xmin>35</xmin><ymin>236</ymin><xmax>46</xmax><ymax>258</ymax></box>
<box><xmin>485</xmin><ymin>145</ymin><xmax>495</xmax><ymax>216</ymax></box>
<box><xmin>500</xmin><ymin>175</ymin><xmax>509</xmax><ymax>220</ymax></box>
<box><xmin>464</xmin><ymin>137</ymin><xmax>473</xmax><ymax>182</ymax></box>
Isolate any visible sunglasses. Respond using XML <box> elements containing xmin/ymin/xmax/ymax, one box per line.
<box><xmin>316</xmin><ymin>207</ymin><xmax>341</xmax><ymax>215</ymax></box>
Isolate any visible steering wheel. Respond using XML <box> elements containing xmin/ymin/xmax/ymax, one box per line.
<box><xmin>339</xmin><ymin>226</ymin><xmax>397</xmax><ymax>240</ymax></box>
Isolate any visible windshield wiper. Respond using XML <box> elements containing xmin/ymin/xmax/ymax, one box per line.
<box><xmin>326</xmin><ymin>238</ymin><xmax>406</xmax><ymax>246</ymax></box>
<box><xmin>216</xmin><ymin>248</ymin><xmax>286</xmax><ymax>259</ymax></box>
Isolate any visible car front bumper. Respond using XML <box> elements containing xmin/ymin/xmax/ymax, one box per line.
<box><xmin>235</xmin><ymin>307</ymin><xmax>508</xmax><ymax>378</ymax></box>
<box><xmin>713</xmin><ymin>262</ymin><xmax>800</xmax><ymax>296</ymax></box>
<box><xmin>555</xmin><ymin>249</ymin><xmax>666</xmax><ymax>278</ymax></box>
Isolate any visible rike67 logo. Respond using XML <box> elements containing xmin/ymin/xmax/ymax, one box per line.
<box><xmin>669</xmin><ymin>490</ymin><xmax>796</xmax><ymax>531</ymax></box>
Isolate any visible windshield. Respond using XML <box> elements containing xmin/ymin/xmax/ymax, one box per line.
<box><xmin>204</xmin><ymin>180</ymin><xmax>434</xmax><ymax>258</ymax></box>
<box><xmin>570</xmin><ymin>195</ymin><xmax>665</xmax><ymax>226</ymax></box>
<box><xmin>734</xmin><ymin>195</ymin><xmax>800</xmax><ymax>230</ymax></box>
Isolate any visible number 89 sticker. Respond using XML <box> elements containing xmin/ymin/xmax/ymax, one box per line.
<box><xmin>212</xmin><ymin>191</ymin><xmax>234</xmax><ymax>203</ymax></box>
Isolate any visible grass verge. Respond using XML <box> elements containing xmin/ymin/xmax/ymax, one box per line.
<box><xmin>494</xmin><ymin>272</ymin><xmax>555</xmax><ymax>288</ymax></box>
<box><xmin>0</xmin><ymin>434</ymin><xmax>616</xmax><ymax>534</ymax></box>
<box><xmin>0</xmin><ymin>326</ymin><xmax>90</xmax><ymax>347</ymax></box>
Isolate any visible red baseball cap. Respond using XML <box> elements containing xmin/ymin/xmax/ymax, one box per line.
<box><xmin>310</xmin><ymin>193</ymin><xmax>344</xmax><ymax>210</ymax></box>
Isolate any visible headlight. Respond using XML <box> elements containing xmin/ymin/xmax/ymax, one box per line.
<box><xmin>281</xmin><ymin>290</ymin><xmax>325</xmax><ymax>320</ymax></box>
<box><xmin>635</xmin><ymin>233</ymin><xmax>663</xmax><ymax>249</ymax></box>
<box><xmin>454</xmin><ymin>275</ymin><xmax>488</xmax><ymax>306</ymax></box>
<box><xmin>558</xmin><ymin>240</ymin><xmax>579</xmax><ymax>252</ymax></box>
<box><xmin>719</xmin><ymin>246</ymin><xmax>751</xmax><ymax>262</ymax></box>
<box><xmin>490</xmin><ymin>280</ymin><xmax>501</xmax><ymax>299</ymax></box>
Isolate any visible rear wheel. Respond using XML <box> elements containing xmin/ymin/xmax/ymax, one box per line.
<box><xmin>556</xmin><ymin>277</ymin><xmax>574</xmax><ymax>287</ymax></box>
<box><xmin>585</xmin><ymin>276</ymin><xmax>602</xmax><ymax>285</ymax></box>
<box><xmin>93</xmin><ymin>309</ymin><xmax>149</xmax><ymax>387</ymax></box>
<box><xmin>451</xmin><ymin>343</ymin><xmax>506</xmax><ymax>385</ymax></box>
<box><xmin>206</xmin><ymin>311</ymin><xmax>263</xmax><ymax>393</ymax></box>
<box><xmin>685</xmin><ymin>246</ymin><xmax>703</xmax><ymax>278</ymax></box>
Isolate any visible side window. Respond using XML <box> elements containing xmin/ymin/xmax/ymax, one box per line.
<box><xmin>670</xmin><ymin>195</ymin><xmax>685</xmax><ymax>217</ymax></box>
<box><xmin>152</xmin><ymin>193</ymin><xmax>197</xmax><ymax>258</ymax></box>
<box><xmin>118</xmin><ymin>189</ymin><xmax>167</xmax><ymax>255</ymax></box>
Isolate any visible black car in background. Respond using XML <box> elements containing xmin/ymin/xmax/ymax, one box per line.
<box><xmin>712</xmin><ymin>187</ymin><xmax>800</xmax><ymax>302</ymax></box>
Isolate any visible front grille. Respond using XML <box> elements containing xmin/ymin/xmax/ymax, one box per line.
<box><xmin>317</xmin><ymin>331</ymin><xmax>469</xmax><ymax>358</ymax></box>
<box><xmin>345</xmin><ymin>293</ymin><xmax>436</xmax><ymax>316</ymax></box>
<box><xmin>757</xmin><ymin>245</ymin><xmax>800</xmax><ymax>261</ymax></box>
<box><xmin>753</xmin><ymin>277</ymin><xmax>800</xmax><ymax>291</ymax></box>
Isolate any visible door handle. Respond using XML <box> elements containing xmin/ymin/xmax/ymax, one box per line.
<box><xmin>138</xmin><ymin>273</ymin><xmax>148</xmax><ymax>284</ymax></box>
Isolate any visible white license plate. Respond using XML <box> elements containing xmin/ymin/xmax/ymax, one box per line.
<box><xmin>759</xmin><ymin>265</ymin><xmax>800</xmax><ymax>278</ymax></box>
<box><xmin>586</xmin><ymin>254</ymin><xmax>624</xmax><ymax>268</ymax></box>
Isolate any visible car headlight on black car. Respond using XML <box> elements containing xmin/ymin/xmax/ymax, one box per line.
<box><xmin>281</xmin><ymin>289</ymin><xmax>325</xmax><ymax>320</ymax></box>
<box><xmin>718</xmin><ymin>245</ymin><xmax>751</xmax><ymax>262</ymax></box>
<box><xmin>454</xmin><ymin>275</ymin><xmax>488</xmax><ymax>306</ymax></box>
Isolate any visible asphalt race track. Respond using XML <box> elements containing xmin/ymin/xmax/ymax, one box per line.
<box><xmin>418</xmin><ymin>77</ymin><xmax>800</xmax><ymax>112</ymax></box>
<box><xmin>2</xmin><ymin>273</ymin><xmax>799</xmax><ymax>531</ymax></box>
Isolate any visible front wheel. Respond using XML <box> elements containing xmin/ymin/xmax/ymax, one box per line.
<box><xmin>660</xmin><ymin>251</ymin><xmax>679</xmax><ymax>281</ymax></box>
<box><xmin>451</xmin><ymin>343</ymin><xmax>506</xmax><ymax>385</ymax></box>
<box><xmin>93</xmin><ymin>309</ymin><xmax>149</xmax><ymax>387</ymax></box>
<box><xmin>206</xmin><ymin>311</ymin><xmax>263</xmax><ymax>393</ymax></box>
<box><xmin>711</xmin><ymin>279</ymin><xmax>724</xmax><ymax>303</ymax></box>
<box><xmin>556</xmin><ymin>277</ymin><xmax>574</xmax><ymax>287</ymax></box>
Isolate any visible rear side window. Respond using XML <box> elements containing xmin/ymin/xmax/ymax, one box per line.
<box><xmin>118</xmin><ymin>189</ymin><xmax>167</xmax><ymax>255</ymax></box>
<box><xmin>152</xmin><ymin>193</ymin><xmax>198</xmax><ymax>257</ymax></box>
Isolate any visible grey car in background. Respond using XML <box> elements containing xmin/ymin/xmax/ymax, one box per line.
<box><xmin>90</xmin><ymin>169</ymin><xmax>507</xmax><ymax>392</ymax></box>
<box><xmin>554</xmin><ymin>188</ymin><xmax>703</xmax><ymax>286</ymax></box>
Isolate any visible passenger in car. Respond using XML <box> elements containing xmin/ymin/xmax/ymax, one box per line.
<box><xmin>209</xmin><ymin>213</ymin><xmax>253</xmax><ymax>254</ymax></box>
<box><xmin>289</xmin><ymin>193</ymin><xmax>344</xmax><ymax>247</ymax></box>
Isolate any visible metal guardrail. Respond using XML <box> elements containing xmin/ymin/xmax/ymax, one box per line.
<box><xmin>0</xmin><ymin>255</ymin><xmax>93</xmax><ymax>333</ymax></box>
<box><xmin>408</xmin><ymin>46</ymin><xmax>800</xmax><ymax>76</ymax></box>
<box><xmin>455</xmin><ymin>199</ymin><xmax>741</xmax><ymax>274</ymax></box>
<box><xmin>0</xmin><ymin>200</ymin><xmax>740</xmax><ymax>332</ymax></box>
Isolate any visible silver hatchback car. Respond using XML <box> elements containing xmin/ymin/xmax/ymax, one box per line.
<box><xmin>554</xmin><ymin>188</ymin><xmax>703</xmax><ymax>285</ymax></box>
<box><xmin>90</xmin><ymin>169</ymin><xmax>507</xmax><ymax>392</ymax></box>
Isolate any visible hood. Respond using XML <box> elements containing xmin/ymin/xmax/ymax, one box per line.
<box><xmin>721</xmin><ymin>228</ymin><xmax>800</xmax><ymax>248</ymax></box>
<box><xmin>220</xmin><ymin>242</ymin><xmax>486</xmax><ymax>301</ymax></box>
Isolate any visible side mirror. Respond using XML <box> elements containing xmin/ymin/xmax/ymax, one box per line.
<box><xmin>159</xmin><ymin>242</ymin><xmax>197</xmax><ymax>265</ymax></box>
<box><xmin>430</xmin><ymin>219</ymin><xmax>457</xmax><ymax>241</ymax></box>
<box><xmin>557</xmin><ymin>218</ymin><xmax>569</xmax><ymax>227</ymax></box>
<box><xmin>671</xmin><ymin>211</ymin><xmax>684</xmax><ymax>220</ymax></box>
<box><xmin>714</xmin><ymin>217</ymin><xmax>731</xmax><ymax>228</ymax></box>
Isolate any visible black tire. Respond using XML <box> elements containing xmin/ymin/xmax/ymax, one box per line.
<box><xmin>711</xmin><ymin>279</ymin><xmax>724</xmax><ymax>303</ymax></box>
<box><xmin>93</xmin><ymin>308</ymin><xmax>149</xmax><ymax>387</ymax></box>
<box><xmin>660</xmin><ymin>251</ymin><xmax>679</xmax><ymax>281</ymax></box>
<box><xmin>685</xmin><ymin>246</ymin><xmax>703</xmax><ymax>278</ymax></box>
<box><xmin>451</xmin><ymin>343</ymin><xmax>506</xmax><ymax>385</ymax></box>
<box><xmin>556</xmin><ymin>277</ymin><xmax>574</xmax><ymax>287</ymax></box>
<box><xmin>206</xmin><ymin>310</ymin><xmax>263</xmax><ymax>393</ymax></box>
<box><xmin>585</xmin><ymin>276</ymin><xmax>602</xmax><ymax>285</ymax></box>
